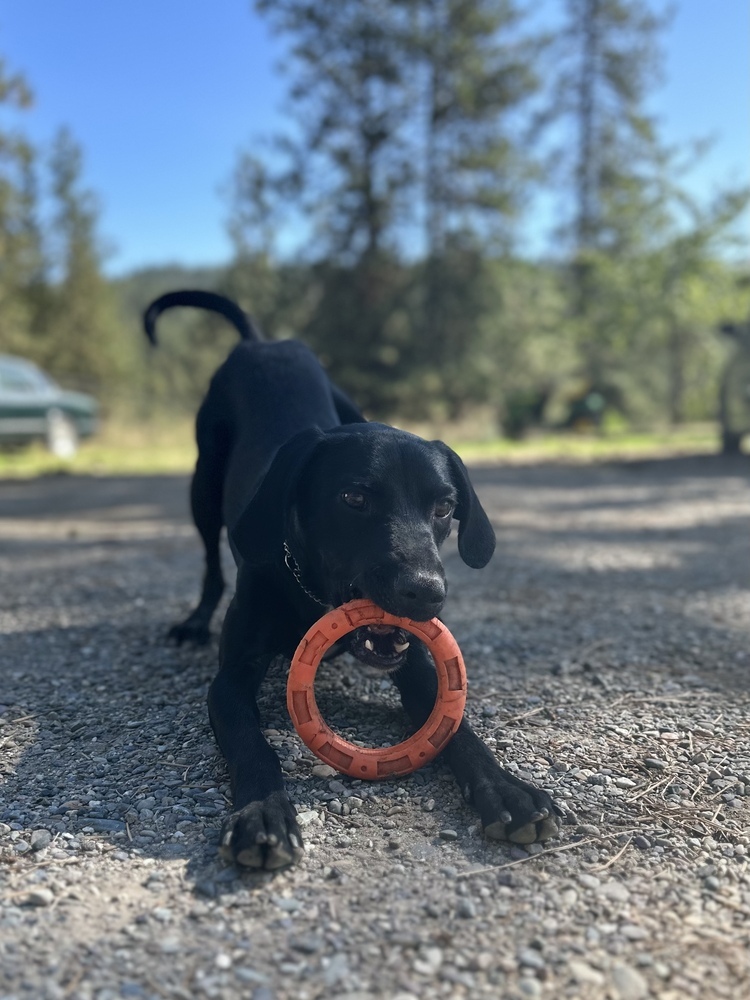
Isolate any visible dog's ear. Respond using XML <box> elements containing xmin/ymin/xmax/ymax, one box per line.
<box><xmin>231</xmin><ymin>427</ymin><xmax>325</xmax><ymax>566</ymax></box>
<box><xmin>434</xmin><ymin>442</ymin><xmax>496</xmax><ymax>568</ymax></box>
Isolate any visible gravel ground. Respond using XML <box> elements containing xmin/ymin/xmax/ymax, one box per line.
<box><xmin>1</xmin><ymin>454</ymin><xmax>749</xmax><ymax>1000</ymax></box>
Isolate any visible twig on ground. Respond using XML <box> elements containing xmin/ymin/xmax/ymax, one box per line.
<box><xmin>456</xmin><ymin>829</ymin><xmax>643</xmax><ymax>880</ymax></box>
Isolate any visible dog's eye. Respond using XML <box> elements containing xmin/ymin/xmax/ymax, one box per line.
<box><xmin>434</xmin><ymin>500</ymin><xmax>455</xmax><ymax>519</ymax></box>
<box><xmin>341</xmin><ymin>491</ymin><xmax>367</xmax><ymax>510</ymax></box>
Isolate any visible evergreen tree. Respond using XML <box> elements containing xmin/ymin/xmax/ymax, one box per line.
<box><xmin>551</xmin><ymin>0</ymin><xmax>668</xmax><ymax>256</ymax></box>
<box><xmin>0</xmin><ymin>57</ymin><xmax>37</xmax><ymax>355</ymax></box>
<box><xmin>46</xmin><ymin>127</ymin><xmax>118</xmax><ymax>391</ymax></box>
<box><xmin>410</xmin><ymin>0</ymin><xmax>541</xmax><ymax>417</ymax></box>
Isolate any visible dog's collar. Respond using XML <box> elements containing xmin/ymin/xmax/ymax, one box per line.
<box><xmin>283</xmin><ymin>541</ymin><xmax>329</xmax><ymax>608</ymax></box>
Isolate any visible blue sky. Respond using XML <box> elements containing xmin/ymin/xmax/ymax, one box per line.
<box><xmin>1</xmin><ymin>0</ymin><xmax>747</xmax><ymax>275</ymax></box>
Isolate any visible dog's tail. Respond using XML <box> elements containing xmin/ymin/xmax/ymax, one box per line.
<box><xmin>143</xmin><ymin>290</ymin><xmax>262</xmax><ymax>345</ymax></box>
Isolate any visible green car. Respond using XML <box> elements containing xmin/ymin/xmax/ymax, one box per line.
<box><xmin>0</xmin><ymin>355</ymin><xmax>99</xmax><ymax>458</ymax></box>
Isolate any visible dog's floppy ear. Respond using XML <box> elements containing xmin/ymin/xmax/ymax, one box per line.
<box><xmin>434</xmin><ymin>442</ymin><xmax>496</xmax><ymax>568</ymax></box>
<box><xmin>231</xmin><ymin>427</ymin><xmax>325</xmax><ymax>566</ymax></box>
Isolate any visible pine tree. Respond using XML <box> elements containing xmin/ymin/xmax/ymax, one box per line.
<box><xmin>0</xmin><ymin>57</ymin><xmax>37</xmax><ymax>355</ymax></box>
<box><xmin>46</xmin><ymin>127</ymin><xmax>118</xmax><ymax>391</ymax></box>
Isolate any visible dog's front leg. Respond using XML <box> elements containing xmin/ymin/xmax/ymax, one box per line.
<box><xmin>392</xmin><ymin>644</ymin><xmax>561</xmax><ymax>845</ymax></box>
<box><xmin>208</xmin><ymin>579</ymin><xmax>303</xmax><ymax>871</ymax></box>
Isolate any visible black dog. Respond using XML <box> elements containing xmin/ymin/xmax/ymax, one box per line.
<box><xmin>144</xmin><ymin>290</ymin><xmax>560</xmax><ymax>869</ymax></box>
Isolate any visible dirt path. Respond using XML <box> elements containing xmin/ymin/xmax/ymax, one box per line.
<box><xmin>1</xmin><ymin>456</ymin><xmax>749</xmax><ymax>1000</ymax></box>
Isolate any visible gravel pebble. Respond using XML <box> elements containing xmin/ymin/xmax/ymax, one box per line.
<box><xmin>22</xmin><ymin>888</ymin><xmax>54</xmax><ymax>907</ymax></box>
<box><xmin>611</xmin><ymin>962</ymin><xmax>649</xmax><ymax>999</ymax></box>
<box><xmin>29</xmin><ymin>829</ymin><xmax>52</xmax><ymax>851</ymax></box>
<box><xmin>438</xmin><ymin>828</ymin><xmax>458</xmax><ymax>841</ymax></box>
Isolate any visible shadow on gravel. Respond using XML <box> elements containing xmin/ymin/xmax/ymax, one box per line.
<box><xmin>0</xmin><ymin>473</ymin><xmax>190</xmax><ymax>521</ymax></box>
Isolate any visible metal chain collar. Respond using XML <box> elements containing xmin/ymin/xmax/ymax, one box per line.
<box><xmin>283</xmin><ymin>541</ymin><xmax>329</xmax><ymax>608</ymax></box>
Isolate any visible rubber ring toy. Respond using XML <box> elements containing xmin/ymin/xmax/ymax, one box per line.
<box><xmin>287</xmin><ymin>598</ymin><xmax>467</xmax><ymax>780</ymax></box>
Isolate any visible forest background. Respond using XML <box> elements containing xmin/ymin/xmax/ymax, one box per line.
<box><xmin>1</xmin><ymin>0</ymin><xmax>749</xmax><ymax>449</ymax></box>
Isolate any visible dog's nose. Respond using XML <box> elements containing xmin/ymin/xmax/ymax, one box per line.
<box><xmin>394</xmin><ymin>571</ymin><xmax>446</xmax><ymax>620</ymax></box>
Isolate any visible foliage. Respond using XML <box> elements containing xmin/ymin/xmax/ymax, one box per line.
<box><xmin>0</xmin><ymin>69</ymin><xmax>120</xmax><ymax>399</ymax></box>
<box><xmin>1</xmin><ymin>6</ymin><xmax>749</xmax><ymax>437</ymax></box>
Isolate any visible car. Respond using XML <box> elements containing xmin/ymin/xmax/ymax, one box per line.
<box><xmin>0</xmin><ymin>355</ymin><xmax>99</xmax><ymax>458</ymax></box>
<box><xmin>719</xmin><ymin>323</ymin><xmax>750</xmax><ymax>454</ymax></box>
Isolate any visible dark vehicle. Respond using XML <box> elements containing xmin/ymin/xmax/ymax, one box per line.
<box><xmin>0</xmin><ymin>355</ymin><xmax>99</xmax><ymax>458</ymax></box>
<box><xmin>719</xmin><ymin>324</ymin><xmax>750</xmax><ymax>454</ymax></box>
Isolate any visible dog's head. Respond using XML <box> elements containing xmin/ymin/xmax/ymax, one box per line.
<box><xmin>231</xmin><ymin>424</ymin><xmax>495</xmax><ymax>669</ymax></box>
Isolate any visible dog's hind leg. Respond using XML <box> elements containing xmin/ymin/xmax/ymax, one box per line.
<box><xmin>169</xmin><ymin>419</ymin><xmax>227</xmax><ymax>645</ymax></box>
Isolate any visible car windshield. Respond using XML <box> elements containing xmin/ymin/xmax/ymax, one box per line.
<box><xmin>0</xmin><ymin>360</ymin><xmax>58</xmax><ymax>393</ymax></box>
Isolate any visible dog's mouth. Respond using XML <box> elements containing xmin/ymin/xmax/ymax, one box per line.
<box><xmin>349</xmin><ymin>624</ymin><xmax>410</xmax><ymax>670</ymax></box>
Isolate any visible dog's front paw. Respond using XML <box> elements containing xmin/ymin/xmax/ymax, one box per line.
<box><xmin>168</xmin><ymin>619</ymin><xmax>211</xmax><ymax>646</ymax></box>
<box><xmin>219</xmin><ymin>790</ymin><xmax>304</xmax><ymax>870</ymax></box>
<box><xmin>472</xmin><ymin>772</ymin><xmax>561</xmax><ymax>845</ymax></box>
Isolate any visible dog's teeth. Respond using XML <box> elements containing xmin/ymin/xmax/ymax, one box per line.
<box><xmin>394</xmin><ymin>641</ymin><xmax>410</xmax><ymax>653</ymax></box>
<box><xmin>364</xmin><ymin>639</ymin><xmax>374</xmax><ymax>651</ymax></box>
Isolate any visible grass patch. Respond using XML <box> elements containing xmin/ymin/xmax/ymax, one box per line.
<box><xmin>0</xmin><ymin>419</ymin><xmax>728</xmax><ymax>479</ymax></box>
<box><xmin>0</xmin><ymin>417</ymin><xmax>197</xmax><ymax>478</ymax></box>
<box><xmin>450</xmin><ymin>424</ymin><xmax>723</xmax><ymax>464</ymax></box>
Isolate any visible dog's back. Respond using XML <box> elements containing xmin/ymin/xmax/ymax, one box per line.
<box><xmin>141</xmin><ymin>290</ymin><xmax>351</xmax><ymax>642</ymax></box>
<box><xmin>201</xmin><ymin>338</ymin><xmax>344</xmax><ymax>527</ymax></box>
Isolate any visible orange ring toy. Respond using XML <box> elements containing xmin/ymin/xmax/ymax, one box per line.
<box><xmin>287</xmin><ymin>598</ymin><xmax>467</xmax><ymax>780</ymax></box>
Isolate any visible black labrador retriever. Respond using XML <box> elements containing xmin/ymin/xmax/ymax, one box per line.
<box><xmin>144</xmin><ymin>290</ymin><xmax>560</xmax><ymax>869</ymax></box>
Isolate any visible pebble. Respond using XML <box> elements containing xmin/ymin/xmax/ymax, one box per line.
<box><xmin>439</xmin><ymin>828</ymin><xmax>458</xmax><ymax>841</ymax></box>
<box><xmin>312</xmin><ymin>764</ymin><xmax>337</xmax><ymax>779</ymax></box>
<box><xmin>295</xmin><ymin>810</ymin><xmax>320</xmax><ymax>827</ymax></box>
<box><xmin>457</xmin><ymin>899</ymin><xmax>477</xmax><ymax>918</ymax></box>
<box><xmin>290</xmin><ymin>934</ymin><xmax>323</xmax><ymax>954</ymax></box>
<box><xmin>274</xmin><ymin>896</ymin><xmax>302</xmax><ymax>912</ymax></box>
<box><xmin>518</xmin><ymin>948</ymin><xmax>545</xmax><ymax>971</ymax></box>
<box><xmin>611</xmin><ymin>962</ymin><xmax>648</xmax><ymax>999</ymax></box>
<box><xmin>413</xmin><ymin>946</ymin><xmax>443</xmax><ymax>975</ymax></box>
<box><xmin>599</xmin><ymin>880</ymin><xmax>630</xmax><ymax>902</ymax></box>
<box><xmin>577</xmin><ymin>824</ymin><xmax>600</xmax><ymax>836</ymax></box>
<box><xmin>235</xmin><ymin>969</ymin><xmax>269</xmax><ymax>986</ymax></box>
<box><xmin>30</xmin><ymin>829</ymin><xmax>52</xmax><ymax>851</ymax></box>
<box><xmin>578</xmin><ymin>873</ymin><xmax>601</xmax><ymax>890</ymax></box>
<box><xmin>23</xmin><ymin>888</ymin><xmax>54</xmax><ymax>907</ymax></box>
<box><xmin>323</xmin><ymin>953</ymin><xmax>349</xmax><ymax>987</ymax></box>
<box><xmin>469</xmin><ymin>952</ymin><xmax>494</xmax><ymax>972</ymax></box>
<box><xmin>569</xmin><ymin>960</ymin><xmax>605</xmax><ymax>986</ymax></box>
<box><xmin>621</xmin><ymin>923</ymin><xmax>649</xmax><ymax>940</ymax></box>
<box><xmin>519</xmin><ymin>978</ymin><xmax>542</xmax><ymax>998</ymax></box>
<box><xmin>86</xmin><ymin>818</ymin><xmax>127</xmax><ymax>834</ymax></box>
